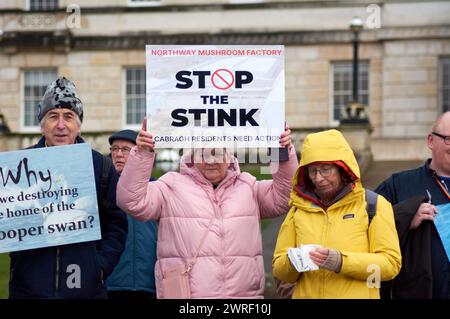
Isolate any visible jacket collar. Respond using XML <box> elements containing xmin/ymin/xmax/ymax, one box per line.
<box><xmin>34</xmin><ymin>135</ymin><xmax>84</xmax><ymax>148</ymax></box>
<box><xmin>295</xmin><ymin>182</ymin><xmax>355</xmax><ymax>210</ymax></box>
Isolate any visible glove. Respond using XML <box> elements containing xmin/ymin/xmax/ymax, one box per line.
<box><xmin>319</xmin><ymin>248</ymin><xmax>342</xmax><ymax>273</ymax></box>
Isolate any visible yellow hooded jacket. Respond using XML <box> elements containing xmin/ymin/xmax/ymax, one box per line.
<box><xmin>272</xmin><ymin>129</ymin><xmax>401</xmax><ymax>299</ymax></box>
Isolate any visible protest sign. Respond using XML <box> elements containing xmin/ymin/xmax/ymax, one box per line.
<box><xmin>146</xmin><ymin>45</ymin><xmax>285</xmax><ymax>148</ymax></box>
<box><xmin>0</xmin><ymin>144</ymin><xmax>101</xmax><ymax>253</ymax></box>
<box><xmin>434</xmin><ymin>203</ymin><xmax>450</xmax><ymax>261</ymax></box>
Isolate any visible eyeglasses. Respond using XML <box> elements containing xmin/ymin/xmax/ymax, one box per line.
<box><xmin>432</xmin><ymin>132</ymin><xmax>450</xmax><ymax>145</ymax></box>
<box><xmin>110</xmin><ymin>146</ymin><xmax>132</xmax><ymax>154</ymax></box>
<box><xmin>307</xmin><ymin>165</ymin><xmax>335</xmax><ymax>179</ymax></box>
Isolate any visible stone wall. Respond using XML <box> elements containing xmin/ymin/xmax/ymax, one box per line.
<box><xmin>382</xmin><ymin>40</ymin><xmax>449</xmax><ymax>138</ymax></box>
<box><xmin>0</xmin><ymin>51</ymin><xmax>144</xmax><ymax>135</ymax></box>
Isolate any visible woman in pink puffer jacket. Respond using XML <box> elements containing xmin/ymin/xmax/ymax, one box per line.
<box><xmin>116</xmin><ymin>120</ymin><xmax>298</xmax><ymax>298</ymax></box>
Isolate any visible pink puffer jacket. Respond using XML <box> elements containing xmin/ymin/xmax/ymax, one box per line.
<box><xmin>117</xmin><ymin>147</ymin><xmax>298</xmax><ymax>298</ymax></box>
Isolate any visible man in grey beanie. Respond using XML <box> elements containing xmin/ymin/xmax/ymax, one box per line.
<box><xmin>9</xmin><ymin>76</ymin><xmax>128</xmax><ymax>299</ymax></box>
<box><xmin>37</xmin><ymin>76</ymin><xmax>84</xmax><ymax>124</ymax></box>
<box><xmin>35</xmin><ymin>77</ymin><xmax>84</xmax><ymax>146</ymax></box>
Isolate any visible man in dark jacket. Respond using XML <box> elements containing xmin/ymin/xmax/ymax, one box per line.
<box><xmin>9</xmin><ymin>77</ymin><xmax>128</xmax><ymax>299</ymax></box>
<box><xmin>375</xmin><ymin>111</ymin><xmax>450</xmax><ymax>299</ymax></box>
<box><xmin>106</xmin><ymin>130</ymin><xmax>158</xmax><ymax>300</ymax></box>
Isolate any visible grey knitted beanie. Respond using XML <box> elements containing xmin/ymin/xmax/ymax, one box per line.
<box><xmin>37</xmin><ymin>76</ymin><xmax>84</xmax><ymax>122</ymax></box>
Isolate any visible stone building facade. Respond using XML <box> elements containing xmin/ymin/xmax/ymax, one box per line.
<box><xmin>0</xmin><ymin>0</ymin><xmax>449</xmax><ymax>160</ymax></box>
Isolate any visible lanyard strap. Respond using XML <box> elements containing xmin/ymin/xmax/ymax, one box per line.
<box><xmin>432</xmin><ymin>173</ymin><xmax>450</xmax><ymax>200</ymax></box>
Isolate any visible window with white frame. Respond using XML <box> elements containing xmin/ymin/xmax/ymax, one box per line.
<box><xmin>128</xmin><ymin>0</ymin><xmax>160</xmax><ymax>6</ymax></box>
<box><xmin>23</xmin><ymin>69</ymin><xmax>57</xmax><ymax>127</ymax></box>
<box><xmin>441</xmin><ymin>58</ymin><xmax>450</xmax><ymax>112</ymax></box>
<box><xmin>332</xmin><ymin>61</ymin><xmax>369</xmax><ymax>122</ymax></box>
<box><xmin>125</xmin><ymin>67</ymin><xmax>146</xmax><ymax>125</ymax></box>
<box><xmin>29</xmin><ymin>0</ymin><xmax>59</xmax><ymax>11</ymax></box>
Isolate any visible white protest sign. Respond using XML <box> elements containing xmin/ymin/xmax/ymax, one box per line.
<box><xmin>146</xmin><ymin>45</ymin><xmax>285</xmax><ymax>148</ymax></box>
<box><xmin>0</xmin><ymin>144</ymin><xmax>101</xmax><ymax>253</ymax></box>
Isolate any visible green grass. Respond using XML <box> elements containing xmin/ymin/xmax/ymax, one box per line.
<box><xmin>0</xmin><ymin>254</ymin><xmax>9</xmax><ymax>299</ymax></box>
<box><xmin>150</xmin><ymin>167</ymin><xmax>165</xmax><ymax>179</ymax></box>
<box><xmin>240</xmin><ymin>164</ymin><xmax>273</xmax><ymax>180</ymax></box>
<box><xmin>261</xmin><ymin>219</ymin><xmax>271</xmax><ymax>231</ymax></box>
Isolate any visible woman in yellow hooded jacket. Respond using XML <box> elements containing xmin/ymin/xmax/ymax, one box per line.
<box><xmin>272</xmin><ymin>129</ymin><xmax>401</xmax><ymax>299</ymax></box>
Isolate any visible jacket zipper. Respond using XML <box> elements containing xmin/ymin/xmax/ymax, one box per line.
<box><xmin>213</xmin><ymin>190</ymin><xmax>225</xmax><ymax>296</ymax></box>
<box><xmin>196</xmin><ymin>179</ymin><xmax>227</xmax><ymax>295</ymax></box>
<box><xmin>322</xmin><ymin>211</ymin><xmax>329</xmax><ymax>299</ymax></box>
<box><xmin>208</xmin><ymin>185</ymin><xmax>224</xmax><ymax>295</ymax></box>
<box><xmin>55</xmin><ymin>247</ymin><xmax>60</xmax><ymax>297</ymax></box>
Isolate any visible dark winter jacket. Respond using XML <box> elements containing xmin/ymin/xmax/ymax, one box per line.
<box><xmin>375</xmin><ymin>159</ymin><xmax>450</xmax><ymax>299</ymax></box>
<box><xmin>9</xmin><ymin>136</ymin><xmax>128</xmax><ymax>299</ymax></box>
<box><xmin>380</xmin><ymin>195</ymin><xmax>434</xmax><ymax>299</ymax></box>
<box><xmin>106</xmin><ymin>216</ymin><xmax>157</xmax><ymax>293</ymax></box>
<box><xmin>107</xmin><ymin>178</ymin><xmax>158</xmax><ymax>294</ymax></box>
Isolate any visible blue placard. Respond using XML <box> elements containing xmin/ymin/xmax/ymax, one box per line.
<box><xmin>434</xmin><ymin>203</ymin><xmax>450</xmax><ymax>261</ymax></box>
<box><xmin>0</xmin><ymin>144</ymin><xmax>101</xmax><ymax>253</ymax></box>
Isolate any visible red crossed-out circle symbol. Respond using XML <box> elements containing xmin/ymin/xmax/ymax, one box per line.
<box><xmin>211</xmin><ymin>69</ymin><xmax>234</xmax><ymax>90</ymax></box>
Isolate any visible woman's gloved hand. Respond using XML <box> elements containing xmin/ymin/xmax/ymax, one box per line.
<box><xmin>309</xmin><ymin>247</ymin><xmax>342</xmax><ymax>273</ymax></box>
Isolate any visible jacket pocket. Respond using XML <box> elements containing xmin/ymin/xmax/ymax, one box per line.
<box><xmin>252</xmin><ymin>256</ymin><xmax>264</xmax><ymax>291</ymax></box>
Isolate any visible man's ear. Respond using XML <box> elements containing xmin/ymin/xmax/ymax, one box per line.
<box><xmin>427</xmin><ymin>133</ymin><xmax>434</xmax><ymax>151</ymax></box>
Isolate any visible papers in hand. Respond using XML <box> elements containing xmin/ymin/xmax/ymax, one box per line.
<box><xmin>288</xmin><ymin>244</ymin><xmax>321</xmax><ymax>273</ymax></box>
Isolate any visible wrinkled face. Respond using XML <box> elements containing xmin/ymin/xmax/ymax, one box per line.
<box><xmin>194</xmin><ymin>148</ymin><xmax>230</xmax><ymax>185</ymax></box>
<box><xmin>428</xmin><ymin>115</ymin><xmax>450</xmax><ymax>176</ymax></box>
<box><xmin>40</xmin><ymin>109</ymin><xmax>81</xmax><ymax>146</ymax></box>
<box><xmin>110</xmin><ymin>140</ymin><xmax>134</xmax><ymax>175</ymax></box>
<box><xmin>307</xmin><ymin>163</ymin><xmax>344</xmax><ymax>201</ymax></box>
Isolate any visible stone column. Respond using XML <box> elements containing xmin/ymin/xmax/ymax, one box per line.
<box><xmin>338</xmin><ymin>122</ymin><xmax>373</xmax><ymax>175</ymax></box>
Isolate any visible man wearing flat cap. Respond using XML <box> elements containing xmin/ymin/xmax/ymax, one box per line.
<box><xmin>9</xmin><ymin>77</ymin><xmax>128</xmax><ymax>299</ymax></box>
<box><xmin>106</xmin><ymin>130</ymin><xmax>158</xmax><ymax>300</ymax></box>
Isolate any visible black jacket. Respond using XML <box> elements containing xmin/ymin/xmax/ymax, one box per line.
<box><xmin>9</xmin><ymin>136</ymin><xmax>128</xmax><ymax>299</ymax></box>
<box><xmin>376</xmin><ymin>159</ymin><xmax>450</xmax><ymax>299</ymax></box>
<box><xmin>380</xmin><ymin>195</ymin><xmax>434</xmax><ymax>299</ymax></box>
